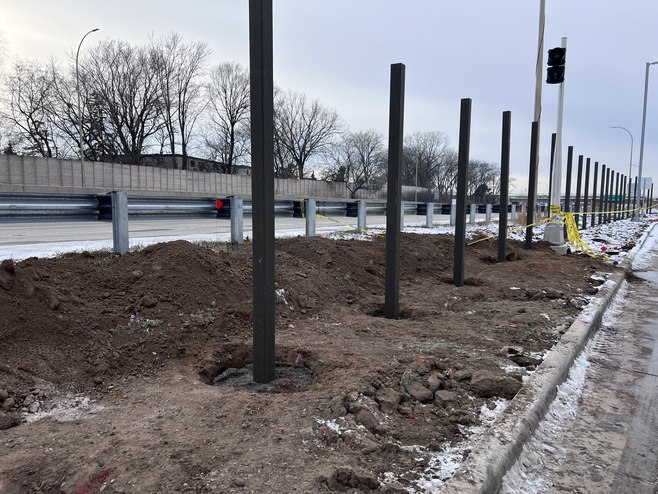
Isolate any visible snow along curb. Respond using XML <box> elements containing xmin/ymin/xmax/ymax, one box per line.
<box><xmin>441</xmin><ymin>221</ymin><xmax>658</xmax><ymax>494</ymax></box>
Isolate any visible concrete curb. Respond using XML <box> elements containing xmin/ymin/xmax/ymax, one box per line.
<box><xmin>441</xmin><ymin>221</ymin><xmax>658</xmax><ymax>494</ymax></box>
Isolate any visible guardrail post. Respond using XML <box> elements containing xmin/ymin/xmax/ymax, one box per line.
<box><xmin>425</xmin><ymin>202</ymin><xmax>434</xmax><ymax>227</ymax></box>
<box><xmin>111</xmin><ymin>191</ymin><xmax>129</xmax><ymax>255</ymax></box>
<box><xmin>511</xmin><ymin>203</ymin><xmax>517</xmax><ymax>220</ymax></box>
<box><xmin>469</xmin><ymin>203</ymin><xmax>476</xmax><ymax>224</ymax></box>
<box><xmin>485</xmin><ymin>203</ymin><xmax>492</xmax><ymax>223</ymax></box>
<box><xmin>230</xmin><ymin>195</ymin><xmax>244</xmax><ymax>244</ymax></box>
<box><xmin>400</xmin><ymin>201</ymin><xmax>405</xmax><ymax>228</ymax></box>
<box><xmin>357</xmin><ymin>200</ymin><xmax>366</xmax><ymax>230</ymax></box>
<box><xmin>305</xmin><ymin>198</ymin><xmax>316</xmax><ymax>236</ymax></box>
<box><xmin>450</xmin><ymin>199</ymin><xmax>457</xmax><ymax>225</ymax></box>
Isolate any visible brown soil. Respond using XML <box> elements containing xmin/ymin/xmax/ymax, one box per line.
<box><xmin>0</xmin><ymin>233</ymin><xmax>620</xmax><ymax>493</ymax></box>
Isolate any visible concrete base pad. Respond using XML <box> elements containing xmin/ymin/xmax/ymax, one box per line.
<box><xmin>550</xmin><ymin>244</ymin><xmax>570</xmax><ymax>256</ymax></box>
<box><xmin>543</xmin><ymin>222</ymin><xmax>565</xmax><ymax>244</ymax></box>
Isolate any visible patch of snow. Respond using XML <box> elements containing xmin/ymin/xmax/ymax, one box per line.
<box><xmin>381</xmin><ymin>399</ymin><xmax>509</xmax><ymax>493</ymax></box>
<box><xmin>25</xmin><ymin>394</ymin><xmax>104</xmax><ymax>423</ymax></box>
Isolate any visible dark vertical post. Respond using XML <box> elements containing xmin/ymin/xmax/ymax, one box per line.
<box><xmin>453</xmin><ymin>98</ymin><xmax>471</xmax><ymax>286</ymax></box>
<box><xmin>575</xmin><ymin>154</ymin><xmax>583</xmax><ymax>226</ymax></box>
<box><xmin>548</xmin><ymin>133</ymin><xmax>557</xmax><ymax>214</ymax></box>
<box><xmin>582</xmin><ymin>158</ymin><xmax>591</xmax><ymax>229</ymax></box>
<box><xmin>604</xmin><ymin>167</ymin><xmax>611</xmax><ymax>223</ymax></box>
<box><xmin>613</xmin><ymin>172</ymin><xmax>619</xmax><ymax>221</ymax></box>
<box><xmin>626</xmin><ymin>175</ymin><xmax>631</xmax><ymax>218</ymax></box>
<box><xmin>564</xmin><ymin>146</ymin><xmax>573</xmax><ymax>213</ymax></box>
<box><xmin>649</xmin><ymin>182</ymin><xmax>653</xmax><ymax>214</ymax></box>
<box><xmin>598</xmin><ymin>164</ymin><xmax>606</xmax><ymax>225</ymax></box>
<box><xmin>525</xmin><ymin>121</ymin><xmax>539</xmax><ymax>249</ymax></box>
<box><xmin>621</xmin><ymin>175</ymin><xmax>627</xmax><ymax>219</ymax></box>
<box><xmin>632</xmin><ymin>177</ymin><xmax>638</xmax><ymax>218</ymax></box>
<box><xmin>498</xmin><ymin>111</ymin><xmax>511</xmax><ymax>262</ymax></box>
<box><xmin>249</xmin><ymin>0</ymin><xmax>276</xmax><ymax>383</ymax></box>
<box><xmin>591</xmin><ymin>162</ymin><xmax>599</xmax><ymax>227</ymax></box>
<box><xmin>384</xmin><ymin>63</ymin><xmax>406</xmax><ymax>318</ymax></box>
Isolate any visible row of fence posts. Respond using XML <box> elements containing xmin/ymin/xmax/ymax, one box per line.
<box><xmin>549</xmin><ymin>138</ymin><xmax>655</xmax><ymax>229</ymax></box>
<box><xmin>186</xmin><ymin>0</ymin><xmax>656</xmax><ymax>383</ymax></box>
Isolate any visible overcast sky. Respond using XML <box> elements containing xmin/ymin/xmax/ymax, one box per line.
<box><xmin>2</xmin><ymin>1</ymin><xmax>658</xmax><ymax>194</ymax></box>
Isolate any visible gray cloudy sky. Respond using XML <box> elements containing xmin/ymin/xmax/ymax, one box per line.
<box><xmin>2</xmin><ymin>0</ymin><xmax>658</xmax><ymax>194</ymax></box>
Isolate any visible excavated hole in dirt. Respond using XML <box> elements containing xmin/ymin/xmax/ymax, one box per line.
<box><xmin>199</xmin><ymin>343</ymin><xmax>314</xmax><ymax>393</ymax></box>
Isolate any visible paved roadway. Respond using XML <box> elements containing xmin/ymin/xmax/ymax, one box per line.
<box><xmin>502</xmin><ymin>226</ymin><xmax>658</xmax><ymax>493</ymax></box>
<box><xmin>0</xmin><ymin>214</ymin><xmax>445</xmax><ymax>260</ymax></box>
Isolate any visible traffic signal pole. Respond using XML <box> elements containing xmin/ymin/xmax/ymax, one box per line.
<box><xmin>544</xmin><ymin>37</ymin><xmax>567</xmax><ymax>248</ymax></box>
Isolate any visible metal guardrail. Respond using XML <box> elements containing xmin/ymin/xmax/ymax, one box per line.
<box><xmin>0</xmin><ymin>192</ymin><xmax>100</xmax><ymax>221</ymax></box>
<box><xmin>0</xmin><ymin>192</ymin><xmax>521</xmax><ymax>222</ymax></box>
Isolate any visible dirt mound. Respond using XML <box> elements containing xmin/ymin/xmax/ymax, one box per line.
<box><xmin>0</xmin><ymin>233</ymin><xmax>618</xmax><ymax>492</ymax></box>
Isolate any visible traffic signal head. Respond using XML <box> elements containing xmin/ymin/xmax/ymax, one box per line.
<box><xmin>546</xmin><ymin>47</ymin><xmax>566</xmax><ymax>84</ymax></box>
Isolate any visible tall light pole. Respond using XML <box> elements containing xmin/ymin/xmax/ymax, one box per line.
<box><xmin>610</xmin><ymin>126</ymin><xmax>634</xmax><ymax>201</ymax></box>
<box><xmin>635</xmin><ymin>61</ymin><xmax>658</xmax><ymax>218</ymax></box>
<box><xmin>76</xmin><ymin>28</ymin><xmax>99</xmax><ymax>186</ymax></box>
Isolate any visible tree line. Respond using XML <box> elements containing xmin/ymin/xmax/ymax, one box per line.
<box><xmin>0</xmin><ymin>32</ymin><xmax>502</xmax><ymax>201</ymax></box>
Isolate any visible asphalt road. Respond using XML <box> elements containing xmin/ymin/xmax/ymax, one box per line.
<box><xmin>0</xmin><ymin>214</ymin><xmax>446</xmax><ymax>260</ymax></box>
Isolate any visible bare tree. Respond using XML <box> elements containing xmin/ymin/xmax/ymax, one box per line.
<box><xmin>273</xmin><ymin>90</ymin><xmax>341</xmax><ymax>179</ymax></box>
<box><xmin>151</xmin><ymin>32</ymin><xmax>210</xmax><ymax>169</ymax></box>
<box><xmin>402</xmin><ymin>131</ymin><xmax>451</xmax><ymax>191</ymax></box>
<box><xmin>434</xmin><ymin>149</ymin><xmax>459</xmax><ymax>201</ymax></box>
<box><xmin>81</xmin><ymin>39</ymin><xmax>163</xmax><ymax>165</ymax></box>
<box><xmin>324</xmin><ymin>129</ymin><xmax>385</xmax><ymax>197</ymax></box>
<box><xmin>468</xmin><ymin>159</ymin><xmax>500</xmax><ymax>202</ymax></box>
<box><xmin>203</xmin><ymin>62</ymin><xmax>250</xmax><ymax>173</ymax></box>
<box><xmin>0</xmin><ymin>58</ymin><xmax>65</xmax><ymax>157</ymax></box>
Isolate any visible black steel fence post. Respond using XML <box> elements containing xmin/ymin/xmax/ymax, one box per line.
<box><xmin>498</xmin><ymin>111</ymin><xmax>511</xmax><ymax>262</ymax></box>
<box><xmin>582</xmin><ymin>158</ymin><xmax>590</xmax><ymax>230</ymax></box>
<box><xmin>525</xmin><ymin>121</ymin><xmax>539</xmax><ymax>249</ymax></box>
<box><xmin>453</xmin><ymin>98</ymin><xmax>471</xmax><ymax>286</ymax></box>
<box><xmin>249</xmin><ymin>0</ymin><xmax>276</xmax><ymax>383</ymax></box>
<box><xmin>384</xmin><ymin>63</ymin><xmax>406</xmax><ymax>318</ymax></box>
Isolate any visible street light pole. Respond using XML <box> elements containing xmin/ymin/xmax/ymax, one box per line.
<box><xmin>76</xmin><ymin>28</ymin><xmax>99</xmax><ymax>187</ymax></box>
<box><xmin>610</xmin><ymin>126</ymin><xmax>634</xmax><ymax>206</ymax></box>
<box><xmin>635</xmin><ymin>61</ymin><xmax>658</xmax><ymax>219</ymax></box>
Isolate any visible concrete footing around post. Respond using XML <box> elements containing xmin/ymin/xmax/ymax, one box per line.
<box><xmin>544</xmin><ymin>222</ymin><xmax>569</xmax><ymax>255</ymax></box>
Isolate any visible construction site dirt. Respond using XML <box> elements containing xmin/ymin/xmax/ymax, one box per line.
<box><xmin>0</xmin><ymin>232</ymin><xmax>625</xmax><ymax>493</ymax></box>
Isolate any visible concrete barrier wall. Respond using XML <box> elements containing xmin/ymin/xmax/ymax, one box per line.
<box><xmin>0</xmin><ymin>154</ymin><xmax>382</xmax><ymax>200</ymax></box>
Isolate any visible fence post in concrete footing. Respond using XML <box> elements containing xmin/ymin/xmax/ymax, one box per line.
<box><xmin>357</xmin><ymin>200</ymin><xmax>366</xmax><ymax>231</ymax></box>
<box><xmin>230</xmin><ymin>195</ymin><xmax>244</xmax><ymax>244</ymax></box>
<box><xmin>426</xmin><ymin>202</ymin><xmax>434</xmax><ymax>227</ymax></box>
<box><xmin>305</xmin><ymin>198</ymin><xmax>316</xmax><ymax>237</ymax></box>
<box><xmin>111</xmin><ymin>191</ymin><xmax>129</xmax><ymax>255</ymax></box>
